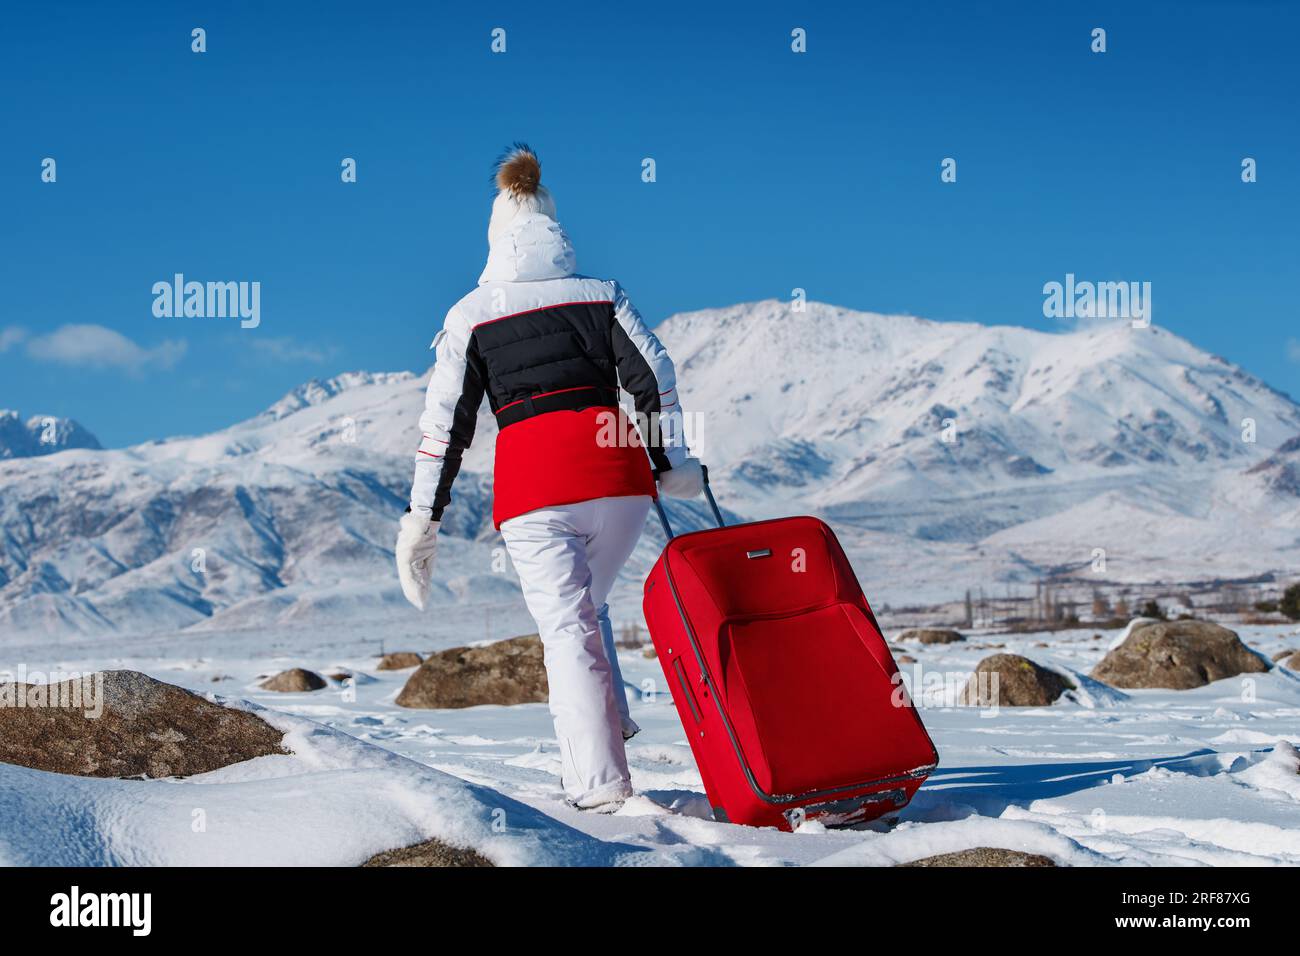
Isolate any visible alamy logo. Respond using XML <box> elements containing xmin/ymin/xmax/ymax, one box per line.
<box><xmin>593</xmin><ymin>409</ymin><xmax>703</xmax><ymax>455</ymax></box>
<box><xmin>0</xmin><ymin>668</ymin><xmax>103</xmax><ymax>718</ymax></box>
<box><xmin>152</xmin><ymin>274</ymin><xmax>260</xmax><ymax>328</ymax></box>
<box><xmin>50</xmin><ymin>886</ymin><xmax>151</xmax><ymax>936</ymax></box>
<box><xmin>1042</xmin><ymin>273</ymin><xmax>1151</xmax><ymax>328</ymax></box>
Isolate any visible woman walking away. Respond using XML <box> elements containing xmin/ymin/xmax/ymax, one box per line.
<box><xmin>394</xmin><ymin>144</ymin><xmax>703</xmax><ymax>812</ymax></box>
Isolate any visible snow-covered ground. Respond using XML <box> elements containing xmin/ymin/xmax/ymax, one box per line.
<box><xmin>6</xmin><ymin>619</ymin><xmax>1298</xmax><ymax>866</ymax></box>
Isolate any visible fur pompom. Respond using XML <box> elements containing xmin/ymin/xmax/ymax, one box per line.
<box><xmin>494</xmin><ymin>142</ymin><xmax>542</xmax><ymax>197</ymax></box>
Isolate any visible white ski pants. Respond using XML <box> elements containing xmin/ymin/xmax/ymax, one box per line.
<box><xmin>500</xmin><ymin>494</ymin><xmax>651</xmax><ymax>806</ymax></box>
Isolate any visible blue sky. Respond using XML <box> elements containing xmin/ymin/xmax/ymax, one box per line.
<box><xmin>2</xmin><ymin>1</ymin><xmax>1296</xmax><ymax>446</ymax></box>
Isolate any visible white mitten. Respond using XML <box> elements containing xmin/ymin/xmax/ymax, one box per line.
<box><xmin>395</xmin><ymin>508</ymin><xmax>439</xmax><ymax>611</ymax></box>
<box><xmin>657</xmin><ymin>457</ymin><xmax>705</xmax><ymax>499</ymax></box>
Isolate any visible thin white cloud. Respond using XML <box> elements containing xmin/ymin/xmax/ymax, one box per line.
<box><xmin>1288</xmin><ymin>338</ymin><xmax>1300</xmax><ymax>364</ymax></box>
<box><xmin>244</xmin><ymin>336</ymin><xmax>333</xmax><ymax>364</ymax></box>
<box><xmin>25</xmin><ymin>324</ymin><xmax>186</xmax><ymax>372</ymax></box>
<box><xmin>0</xmin><ymin>326</ymin><xmax>28</xmax><ymax>353</ymax></box>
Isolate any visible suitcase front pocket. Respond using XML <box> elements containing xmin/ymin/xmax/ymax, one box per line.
<box><xmin>718</xmin><ymin>602</ymin><xmax>932</xmax><ymax>797</ymax></box>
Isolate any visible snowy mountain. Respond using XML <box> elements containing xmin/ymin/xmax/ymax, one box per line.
<box><xmin>1246</xmin><ymin>434</ymin><xmax>1300</xmax><ymax>498</ymax></box>
<box><xmin>2</xmin><ymin>300</ymin><xmax>1298</xmax><ymax>638</ymax></box>
<box><xmin>665</xmin><ymin>301</ymin><xmax>1300</xmax><ymax>587</ymax></box>
<box><xmin>669</xmin><ymin>300</ymin><xmax>1299</xmax><ymax>513</ymax></box>
<box><xmin>0</xmin><ymin>410</ymin><xmax>101</xmax><ymax>459</ymax></box>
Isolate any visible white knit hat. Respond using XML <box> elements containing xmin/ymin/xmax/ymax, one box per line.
<box><xmin>487</xmin><ymin>143</ymin><xmax>557</xmax><ymax>244</ymax></box>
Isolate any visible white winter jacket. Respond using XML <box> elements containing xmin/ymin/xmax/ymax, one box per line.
<box><xmin>410</xmin><ymin>213</ymin><xmax>688</xmax><ymax>527</ymax></box>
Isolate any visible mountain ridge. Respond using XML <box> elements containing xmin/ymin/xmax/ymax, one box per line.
<box><xmin>0</xmin><ymin>410</ymin><xmax>101</xmax><ymax>459</ymax></box>
<box><xmin>2</xmin><ymin>299</ymin><xmax>1296</xmax><ymax>637</ymax></box>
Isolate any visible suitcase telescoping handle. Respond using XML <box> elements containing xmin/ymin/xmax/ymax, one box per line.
<box><xmin>653</xmin><ymin>464</ymin><xmax>725</xmax><ymax>540</ymax></box>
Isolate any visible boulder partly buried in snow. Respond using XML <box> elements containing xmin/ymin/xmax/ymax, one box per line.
<box><xmin>896</xmin><ymin>628</ymin><xmax>965</xmax><ymax>645</ymax></box>
<box><xmin>900</xmin><ymin>847</ymin><xmax>1057</xmax><ymax>867</ymax></box>
<box><xmin>958</xmin><ymin>654</ymin><xmax>1074</xmax><ymax>707</ymax></box>
<box><xmin>396</xmin><ymin>635</ymin><xmax>548</xmax><ymax>709</ymax></box>
<box><xmin>260</xmin><ymin>668</ymin><xmax>327</xmax><ymax>692</ymax></box>
<box><xmin>1090</xmin><ymin>620</ymin><xmax>1268</xmax><ymax>689</ymax></box>
<box><xmin>0</xmin><ymin>669</ymin><xmax>287</xmax><ymax>778</ymax></box>
<box><xmin>376</xmin><ymin>652</ymin><xmax>423</xmax><ymax>671</ymax></box>
<box><xmin>329</xmin><ymin>668</ymin><xmax>376</xmax><ymax>683</ymax></box>
<box><xmin>362</xmin><ymin>838</ymin><xmax>495</xmax><ymax>867</ymax></box>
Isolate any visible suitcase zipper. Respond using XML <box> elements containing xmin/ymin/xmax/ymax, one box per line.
<box><xmin>672</xmin><ymin>657</ymin><xmax>703</xmax><ymax>724</ymax></box>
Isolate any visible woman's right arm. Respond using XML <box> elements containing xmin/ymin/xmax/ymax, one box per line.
<box><xmin>608</xmin><ymin>281</ymin><xmax>690</xmax><ymax>475</ymax></box>
<box><xmin>410</xmin><ymin>307</ymin><xmax>486</xmax><ymax>519</ymax></box>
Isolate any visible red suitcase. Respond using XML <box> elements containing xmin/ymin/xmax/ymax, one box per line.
<box><xmin>643</xmin><ymin>471</ymin><xmax>938</xmax><ymax>830</ymax></box>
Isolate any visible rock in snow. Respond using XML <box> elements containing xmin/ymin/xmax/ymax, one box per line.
<box><xmin>959</xmin><ymin>654</ymin><xmax>1074</xmax><ymax>707</ymax></box>
<box><xmin>362</xmin><ymin>838</ymin><xmax>495</xmax><ymax>867</ymax></box>
<box><xmin>1275</xmin><ymin>651</ymin><xmax>1300</xmax><ymax>670</ymax></box>
<box><xmin>1090</xmin><ymin>620</ymin><xmax>1268</xmax><ymax>689</ymax></box>
<box><xmin>896</xmin><ymin>628</ymin><xmax>966</xmax><ymax>644</ymax></box>
<box><xmin>900</xmin><ymin>847</ymin><xmax>1057</xmax><ymax>867</ymax></box>
<box><xmin>260</xmin><ymin>668</ymin><xmax>327</xmax><ymax>692</ymax></box>
<box><xmin>0</xmin><ymin>670</ymin><xmax>286</xmax><ymax>777</ymax></box>
<box><xmin>396</xmin><ymin>635</ymin><xmax>548</xmax><ymax>709</ymax></box>
<box><xmin>376</xmin><ymin>651</ymin><xmax>423</xmax><ymax>671</ymax></box>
